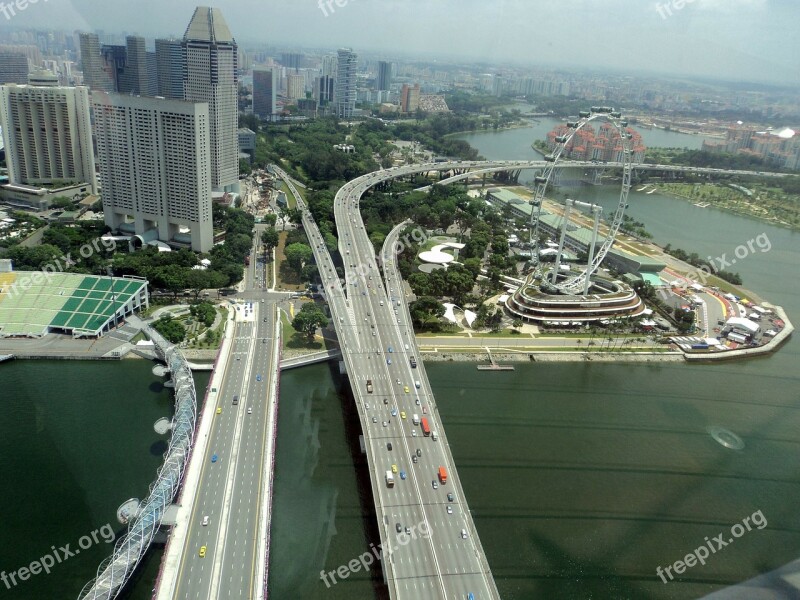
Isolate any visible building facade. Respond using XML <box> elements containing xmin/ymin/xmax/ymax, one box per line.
<box><xmin>155</xmin><ymin>39</ymin><xmax>184</xmax><ymax>100</ymax></box>
<box><xmin>92</xmin><ymin>92</ymin><xmax>212</xmax><ymax>252</ymax></box>
<box><xmin>78</xmin><ymin>33</ymin><xmax>113</xmax><ymax>91</ymax></box>
<box><xmin>0</xmin><ymin>50</ymin><xmax>29</xmax><ymax>85</ymax></box>
<box><xmin>335</xmin><ymin>48</ymin><xmax>357</xmax><ymax>119</ymax></box>
<box><xmin>252</xmin><ymin>68</ymin><xmax>277</xmax><ymax>118</ymax></box>
<box><xmin>0</xmin><ymin>84</ymin><xmax>97</xmax><ymax>193</ymax></box>
<box><xmin>376</xmin><ymin>60</ymin><xmax>392</xmax><ymax>91</ymax></box>
<box><xmin>183</xmin><ymin>7</ymin><xmax>238</xmax><ymax>192</ymax></box>
<box><xmin>286</xmin><ymin>72</ymin><xmax>305</xmax><ymax>100</ymax></box>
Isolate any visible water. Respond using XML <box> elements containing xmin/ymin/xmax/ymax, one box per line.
<box><xmin>0</xmin><ymin>359</ymin><xmax>209</xmax><ymax>600</ymax></box>
<box><xmin>454</xmin><ymin>116</ymin><xmax>707</xmax><ymax>163</ymax></box>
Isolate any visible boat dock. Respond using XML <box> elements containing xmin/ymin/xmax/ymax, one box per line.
<box><xmin>477</xmin><ymin>348</ymin><xmax>515</xmax><ymax>371</ymax></box>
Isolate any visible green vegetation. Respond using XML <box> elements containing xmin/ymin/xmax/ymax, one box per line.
<box><xmin>291</xmin><ymin>302</ymin><xmax>329</xmax><ymax>340</ymax></box>
<box><xmin>189</xmin><ymin>301</ymin><xmax>216</xmax><ymax>327</ymax></box>
<box><xmin>409</xmin><ymin>297</ymin><xmax>446</xmax><ymax>331</ymax></box>
<box><xmin>620</xmin><ymin>215</ymin><xmax>652</xmax><ymax>239</ymax></box>
<box><xmin>663</xmin><ymin>244</ymin><xmax>743</xmax><ymax>285</ymax></box>
<box><xmin>152</xmin><ymin>315</ymin><xmax>186</xmax><ymax>343</ymax></box>
<box><xmin>261</xmin><ymin>227</ymin><xmax>279</xmax><ymax>254</ymax></box>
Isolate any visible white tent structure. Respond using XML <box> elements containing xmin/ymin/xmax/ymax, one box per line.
<box><xmin>725</xmin><ymin>317</ymin><xmax>759</xmax><ymax>334</ymax></box>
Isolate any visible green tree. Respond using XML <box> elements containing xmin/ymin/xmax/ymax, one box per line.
<box><xmin>284</xmin><ymin>242</ymin><xmax>313</xmax><ymax>272</ymax></box>
<box><xmin>153</xmin><ymin>316</ymin><xmax>186</xmax><ymax>344</ymax></box>
<box><xmin>291</xmin><ymin>303</ymin><xmax>329</xmax><ymax>339</ymax></box>
<box><xmin>263</xmin><ymin>213</ymin><xmax>278</xmax><ymax>227</ymax></box>
<box><xmin>261</xmin><ymin>227</ymin><xmax>280</xmax><ymax>256</ymax></box>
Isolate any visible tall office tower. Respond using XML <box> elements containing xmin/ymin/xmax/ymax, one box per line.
<box><xmin>335</xmin><ymin>48</ymin><xmax>357</xmax><ymax>119</ymax></box>
<box><xmin>400</xmin><ymin>83</ymin><xmax>420</xmax><ymax>113</ymax></box>
<box><xmin>183</xmin><ymin>6</ymin><xmax>238</xmax><ymax>192</ymax></box>
<box><xmin>79</xmin><ymin>33</ymin><xmax>113</xmax><ymax>91</ymax></box>
<box><xmin>252</xmin><ymin>68</ymin><xmax>277</xmax><ymax>119</ymax></box>
<box><xmin>0</xmin><ymin>51</ymin><xmax>29</xmax><ymax>85</ymax></box>
<box><xmin>321</xmin><ymin>54</ymin><xmax>337</xmax><ymax>77</ymax></box>
<box><xmin>146</xmin><ymin>52</ymin><xmax>158</xmax><ymax>96</ymax></box>
<box><xmin>286</xmin><ymin>72</ymin><xmax>304</xmax><ymax>100</ymax></box>
<box><xmin>100</xmin><ymin>45</ymin><xmax>126</xmax><ymax>91</ymax></box>
<box><xmin>0</xmin><ymin>84</ymin><xmax>97</xmax><ymax>193</ymax></box>
<box><xmin>155</xmin><ymin>38</ymin><xmax>184</xmax><ymax>99</ymax></box>
<box><xmin>92</xmin><ymin>92</ymin><xmax>212</xmax><ymax>252</ymax></box>
<box><xmin>119</xmin><ymin>35</ymin><xmax>149</xmax><ymax>95</ymax></box>
<box><xmin>314</xmin><ymin>74</ymin><xmax>334</xmax><ymax>106</ymax></box>
<box><xmin>376</xmin><ymin>60</ymin><xmax>392</xmax><ymax>91</ymax></box>
<box><xmin>279</xmin><ymin>52</ymin><xmax>303</xmax><ymax>69</ymax></box>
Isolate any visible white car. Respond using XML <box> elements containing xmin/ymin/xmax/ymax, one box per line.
<box><xmin>202</xmin><ymin>516</ymin><xmax>209</xmax><ymax>526</ymax></box>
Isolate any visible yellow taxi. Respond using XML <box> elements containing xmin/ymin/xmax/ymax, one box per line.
<box><xmin>400</xmin><ymin>411</ymin><xmax>407</xmax><ymax>420</ymax></box>
<box><xmin>199</xmin><ymin>545</ymin><xmax>207</xmax><ymax>558</ymax></box>
<box><xmin>216</xmin><ymin>407</ymin><xmax>222</xmax><ymax>415</ymax></box>
<box><xmin>403</xmin><ymin>386</ymin><xmax>409</xmax><ymax>394</ymax></box>
<box><xmin>391</xmin><ymin>464</ymin><xmax>398</xmax><ymax>473</ymax></box>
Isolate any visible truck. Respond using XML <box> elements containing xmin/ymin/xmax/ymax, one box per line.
<box><xmin>412</xmin><ymin>414</ymin><xmax>420</xmax><ymax>426</ymax></box>
<box><xmin>438</xmin><ymin>466</ymin><xmax>448</xmax><ymax>484</ymax></box>
<box><xmin>409</xmin><ymin>356</ymin><xmax>417</xmax><ymax>368</ymax></box>
<box><xmin>432</xmin><ymin>430</ymin><xmax>438</xmax><ymax>441</ymax></box>
<box><xmin>244</xmin><ymin>255</ymin><xmax>251</xmax><ymax>266</ymax></box>
<box><xmin>385</xmin><ymin>470</ymin><xmax>395</xmax><ymax>487</ymax></box>
<box><xmin>366</xmin><ymin>380</ymin><xmax>373</xmax><ymax>393</ymax></box>
<box><xmin>420</xmin><ymin>417</ymin><xmax>430</xmax><ymax>436</ymax></box>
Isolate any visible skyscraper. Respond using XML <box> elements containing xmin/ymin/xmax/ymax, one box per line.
<box><xmin>78</xmin><ymin>33</ymin><xmax>113</xmax><ymax>91</ymax></box>
<box><xmin>119</xmin><ymin>36</ymin><xmax>148</xmax><ymax>95</ymax></box>
<box><xmin>182</xmin><ymin>6</ymin><xmax>238</xmax><ymax>192</ymax></box>
<box><xmin>0</xmin><ymin>84</ymin><xmax>97</xmax><ymax>193</ymax></box>
<box><xmin>100</xmin><ymin>44</ymin><xmax>126</xmax><ymax>91</ymax></box>
<box><xmin>155</xmin><ymin>38</ymin><xmax>184</xmax><ymax>99</ymax></box>
<box><xmin>335</xmin><ymin>48</ymin><xmax>357</xmax><ymax>119</ymax></box>
<box><xmin>252</xmin><ymin>68</ymin><xmax>277</xmax><ymax>119</ymax></box>
<box><xmin>0</xmin><ymin>50</ymin><xmax>29</xmax><ymax>85</ymax></box>
<box><xmin>92</xmin><ymin>92</ymin><xmax>212</xmax><ymax>252</ymax></box>
<box><xmin>376</xmin><ymin>60</ymin><xmax>392</xmax><ymax>91</ymax></box>
<box><xmin>401</xmin><ymin>83</ymin><xmax>420</xmax><ymax>113</ymax></box>
<box><xmin>286</xmin><ymin>72</ymin><xmax>305</xmax><ymax>100</ymax></box>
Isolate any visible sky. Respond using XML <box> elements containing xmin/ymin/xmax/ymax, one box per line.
<box><xmin>4</xmin><ymin>0</ymin><xmax>798</xmax><ymax>85</ymax></box>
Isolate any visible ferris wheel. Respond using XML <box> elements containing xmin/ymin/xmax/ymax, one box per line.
<box><xmin>527</xmin><ymin>107</ymin><xmax>634</xmax><ymax>295</ymax></box>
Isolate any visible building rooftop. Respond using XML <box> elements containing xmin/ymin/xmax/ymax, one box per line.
<box><xmin>184</xmin><ymin>7</ymin><xmax>235</xmax><ymax>44</ymax></box>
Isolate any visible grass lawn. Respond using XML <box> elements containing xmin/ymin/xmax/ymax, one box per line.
<box><xmin>279</xmin><ymin>182</ymin><xmax>301</xmax><ymax>209</ymax></box>
<box><xmin>275</xmin><ymin>231</ymin><xmax>306</xmax><ymax>291</ymax></box>
<box><xmin>281</xmin><ymin>311</ymin><xmax>326</xmax><ymax>351</ymax></box>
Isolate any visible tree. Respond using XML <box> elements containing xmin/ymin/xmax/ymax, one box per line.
<box><xmin>512</xmin><ymin>318</ymin><xmax>523</xmax><ymax>332</ymax></box>
<box><xmin>284</xmin><ymin>242</ymin><xmax>313</xmax><ymax>272</ymax></box>
<box><xmin>186</xmin><ymin>269</ymin><xmax>211</xmax><ymax>301</ymax></box>
<box><xmin>153</xmin><ymin>316</ymin><xmax>186</xmax><ymax>344</ymax></box>
<box><xmin>263</xmin><ymin>213</ymin><xmax>278</xmax><ymax>227</ymax></box>
<box><xmin>409</xmin><ymin>296</ymin><xmax>445</xmax><ymax>330</ymax></box>
<box><xmin>261</xmin><ymin>227</ymin><xmax>280</xmax><ymax>256</ymax></box>
<box><xmin>291</xmin><ymin>302</ymin><xmax>329</xmax><ymax>339</ymax></box>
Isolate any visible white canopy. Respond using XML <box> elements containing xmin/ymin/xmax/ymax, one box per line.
<box><xmin>726</xmin><ymin>317</ymin><xmax>759</xmax><ymax>333</ymax></box>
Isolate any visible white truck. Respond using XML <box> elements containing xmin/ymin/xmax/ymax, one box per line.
<box><xmin>385</xmin><ymin>470</ymin><xmax>395</xmax><ymax>487</ymax></box>
<box><xmin>412</xmin><ymin>414</ymin><xmax>420</xmax><ymax>425</ymax></box>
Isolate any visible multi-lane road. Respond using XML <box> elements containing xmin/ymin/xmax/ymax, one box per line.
<box><xmin>275</xmin><ymin>164</ymin><xmax>501</xmax><ymax>600</ymax></box>
<box><xmin>169</xmin><ymin>234</ymin><xmax>279</xmax><ymax>600</ymax></box>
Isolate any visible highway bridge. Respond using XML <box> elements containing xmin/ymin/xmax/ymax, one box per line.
<box><xmin>274</xmin><ymin>164</ymin><xmax>501</xmax><ymax>600</ymax></box>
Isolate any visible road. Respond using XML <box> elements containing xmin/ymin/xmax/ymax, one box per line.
<box><xmin>170</xmin><ymin>231</ymin><xmax>279</xmax><ymax>600</ymax></box>
<box><xmin>274</xmin><ymin>164</ymin><xmax>501</xmax><ymax>600</ymax></box>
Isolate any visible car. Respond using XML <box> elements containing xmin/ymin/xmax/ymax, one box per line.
<box><xmin>199</xmin><ymin>545</ymin><xmax>207</xmax><ymax>557</ymax></box>
<box><xmin>387</xmin><ymin>442</ymin><xmax>393</xmax><ymax>451</ymax></box>
<box><xmin>447</xmin><ymin>492</ymin><xmax>454</xmax><ymax>502</ymax></box>
<box><xmin>247</xmin><ymin>407</ymin><xmax>252</xmax><ymax>414</ymax></box>
<box><xmin>412</xmin><ymin>456</ymin><xmax>418</xmax><ymax>464</ymax></box>
<box><xmin>447</xmin><ymin>506</ymin><xmax>453</xmax><ymax>514</ymax></box>
<box><xmin>383</xmin><ymin>398</ymin><xmax>388</xmax><ymax>405</ymax></box>
<box><xmin>256</xmin><ymin>374</ymin><xmax>262</xmax><ymax>382</ymax></box>
<box><xmin>416</xmin><ymin>398</ymin><xmax>421</xmax><ymax>405</ymax></box>
<box><xmin>423</xmin><ymin>406</ymin><xmax>427</xmax><ymax>414</ymax></box>
<box><xmin>387</xmin><ymin>346</ymin><xmax>393</xmax><ymax>353</ymax></box>
<box><xmin>396</xmin><ymin>523</ymin><xmax>402</xmax><ymax>533</ymax></box>
<box><xmin>387</xmin><ymin>358</ymin><xmax>392</xmax><ymax>365</ymax></box>
<box><xmin>382</xmin><ymin>421</ymin><xmax>388</xmax><ymax>427</ymax></box>
<box><xmin>202</xmin><ymin>515</ymin><xmax>210</xmax><ymax>526</ymax></box>
<box><xmin>412</xmin><ymin>430</ymin><xmax>417</xmax><ymax>437</ymax></box>
<box><xmin>236</xmin><ymin>356</ymin><xmax>241</xmax><ymax>361</ymax></box>
<box><xmin>263</xmin><ymin>317</ymin><xmax>267</xmax><ymax>322</ymax></box>
<box><xmin>461</xmin><ymin>529</ymin><xmax>468</xmax><ymax>539</ymax></box>
<box><xmin>216</xmin><ymin>407</ymin><xmax>222</xmax><ymax>414</ymax></box>
<box><xmin>468</xmin><ymin>593</ymin><xmax>475</xmax><ymax>600</ymax></box>
<box><xmin>392</xmin><ymin>464</ymin><xmax>398</xmax><ymax>473</ymax></box>
<box><xmin>372</xmin><ymin>416</ymin><xmax>378</xmax><ymax>424</ymax></box>
<box><xmin>416</xmin><ymin>449</ymin><xmax>421</xmax><ymax>457</ymax></box>
<box><xmin>432</xmin><ymin>480</ymin><xmax>438</xmax><ymax>490</ymax></box>
<box><xmin>405</xmin><ymin>526</ymin><xmax>411</xmax><ymax>535</ymax></box>
<box><xmin>211</xmin><ymin>454</ymin><xmax>218</xmax><ymax>463</ymax></box>
<box><xmin>391</xmin><ymin>408</ymin><xmax>397</xmax><ymax>416</ymax></box>
<box><xmin>400</xmin><ymin>471</ymin><xmax>406</xmax><ymax>480</ymax></box>
<box><xmin>400</xmin><ymin>411</ymin><xmax>406</xmax><ymax>420</ymax></box>
<box><xmin>396</xmin><ymin>378</ymin><xmax>401</xmax><ymax>385</ymax></box>
<box><xmin>404</xmin><ymin>386</ymin><xmax>409</xmax><ymax>394</ymax></box>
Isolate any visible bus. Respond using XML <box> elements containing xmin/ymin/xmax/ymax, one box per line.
<box><xmin>420</xmin><ymin>417</ymin><xmax>431</xmax><ymax>436</ymax></box>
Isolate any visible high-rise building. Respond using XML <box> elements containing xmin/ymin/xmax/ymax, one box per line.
<box><xmin>335</xmin><ymin>48</ymin><xmax>357</xmax><ymax>119</ymax></box>
<box><xmin>79</xmin><ymin>33</ymin><xmax>113</xmax><ymax>91</ymax></box>
<box><xmin>27</xmin><ymin>70</ymin><xmax>60</xmax><ymax>87</ymax></box>
<box><xmin>279</xmin><ymin>52</ymin><xmax>304</xmax><ymax>69</ymax></box>
<box><xmin>314</xmin><ymin>74</ymin><xmax>334</xmax><ymax>107</ymax></box>
<box><xmin>286</xmin><ymin>72</ymin><xmax>304</xmax><ymax>100</ymax></box>
<box><xmin>252</xmin><ymin>68</ymin><xmax>277</xmax><ymax>119</ymax></box>
<box><xmin>119</xmin><ymin>35</ymin><xmax>148</xmax><ymax>95</ymax></box>
<box><xmin>321</xmin><ymin>54</ymin><xmax>337</xmax><ymax>77</ymax></box>
<box><xmin>400</xmin><ymin>83</ymin><xmax>420</xmax><ymax>113</ymax></box>
<box><xmin>0</xmin><ymin>51</ymin><xmax>29</xmax><ymax>85</ymax></box>
<box><xmin>155</xmin><ymin>38</ymin><xmax>184</xmax><ymax>99</ymax></box>
<box><xmin>92</xmin><ymin>92</ymin><xmax>212</xmax><ymax>252</ymax></box>
<box><xmin>0</xmin><ymin>84</ymin><xmax>97</xmax><ymax>193</ymax></box>
<box><xmin>146</xmin><ymin>52</ymin><xmax>158</xmax><ymax>96</ymax></box>
<box><xmin>376</xmin><ymin>60</ymin><xmax>392</xmax><ymax>91</ymax></box>
<box><xmin>100</xmin><ymin>44</ymin><xmax>126</xmax><ymax>91</ymax></box>
<box><xmin>183</xmin><ymin>6</ymin><xmax>238</xmax><ymax>192</ymax></box>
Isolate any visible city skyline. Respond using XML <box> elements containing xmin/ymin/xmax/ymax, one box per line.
<box><xmin>0</xmin><ymin>0</ymin><xmax>796</xmax><ymax>86</ymax></box>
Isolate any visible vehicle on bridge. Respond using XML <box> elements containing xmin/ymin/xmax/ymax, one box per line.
<box><xmin>421</xmin><ymin>417</ymin><xmax>431</xmax><ymax>436</ymax></box>
<box><xmin>366</xmin><ymin>379</ymin><xmax>373</xmax><ymax>393</ymax></box>
<box><xmin>386</xmin><ymin>470</ymin><xmax>395</xmax><ymax>487</ymax></box>
<box><xmin>438</xmin><ymin>466</ymin><xmax>448</xmax><ymax>484</ymax></box>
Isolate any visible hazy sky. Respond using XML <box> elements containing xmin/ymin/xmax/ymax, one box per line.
<box><xmin>6</xmin><ymin>0</ymin><xmax>798</xmax><ymax>85</ymax></box>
